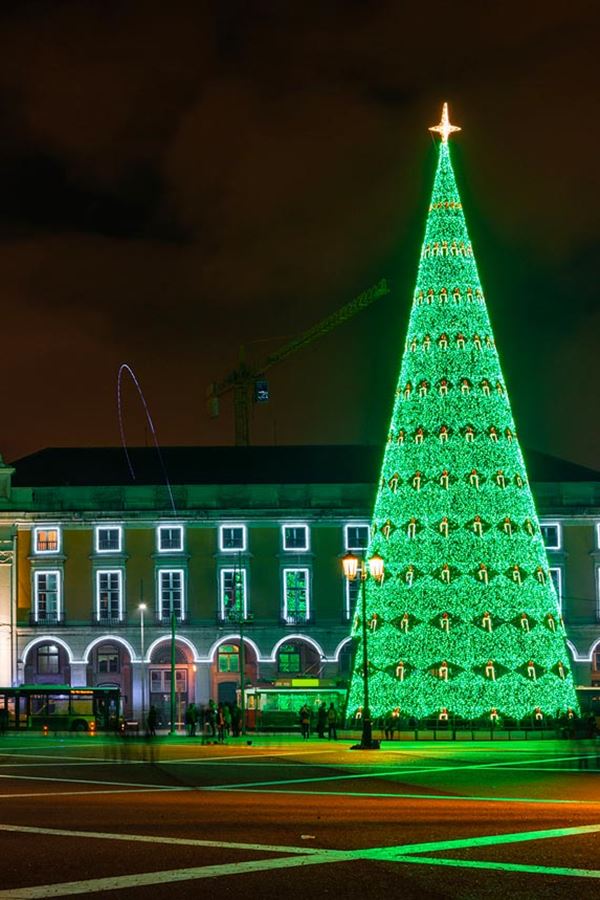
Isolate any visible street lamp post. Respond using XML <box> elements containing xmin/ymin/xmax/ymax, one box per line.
<box><xmin>138</xmin><ymin>603</ymin><xmax>147</xmax><ymax>729</ymax></box>
<box><xmin>342</xmin><ymin>551</ymin><xmax>384</xmax><ymax>750</ymax></box>
<box><xmin>227</xmin><ymin>556</ymin><xmax>253</xmax><ymax>735</ymax></box>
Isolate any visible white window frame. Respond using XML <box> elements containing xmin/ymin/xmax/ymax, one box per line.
<box><xmin>95</xmin><ymin>569</ymin><xmax>124</xmax><ymax>622</ymax></box>
<box><xmin>548</xmin><ymin>566</ymin><xmax>563</xmax><ymax>614</ymax></box>
<box><xmin>282</xmin><ymin>523</ymin><xmax>310</xmax><ymax>552</ymax></box>
<box><xmin>344</xmin><ymin>523</ymin><xmax>370</xmax><ymax>551</ymax></box>
<box><xmin>344</xmin><ymin>576</ymin><xmax>360</xmax><ymax>621</ymax></box>
<box><xmin>282</xmin><ymin>567</ymin><xmax>310</xmax><ymax>624</ymax></box>
<box><xmin>157</xmin><ymin>524</ymin><xmax>184</xmax><ymax>553</ymax></box>
<box><xmin>95</xmin><ymin>525</ymin><xmax>123</xmax><ymax>554</ymax></box>
<box><xmin>540</xmin><ymin>521</ymin><xmax>561</xmax><ymax>550</ymax></box>
<box><xmin>596</xmin><ymin>523</ymin><xmax>600</xmax><ymax>550</ymax></box>
<box><xmin>219</xmin><ymin>568</ymin><xmax>248</xmax><ymax>620</ymax></box>
<box><xmin>597</xmin><ymin>566</ymin><xmax>600</xmax><ymax>621</ymax></box>
<box><xmin>34</xmin><ymin>570</ymin><xmax>62</xmax><ymax>622</ymax></box>
<box><xmin>219</xmin><ymin>524</ymin><xmax>247</xmax><ymax>553</ymax></box>
<box><xmin>33</xmin><ymin>525</ymin><xmax>61</xmax><ymax>555</ymax></box>
<box><xmin>157</xmin><ymin>568</ymin><xmax>186</xmax><ymax>621</ymax></box>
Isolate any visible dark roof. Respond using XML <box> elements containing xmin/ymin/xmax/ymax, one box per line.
<box><xmin>9</xmin><ymin>445</ymin><xmax>600</xmax><ymax>489</ymax></box>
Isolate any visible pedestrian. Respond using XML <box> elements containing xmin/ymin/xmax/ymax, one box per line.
<box><xmin>383</xmin><ymin>711</ymin><xmax>395</xmax><ymax>741</ymax></box>
<box><xmin>206</xmin><ymin>699</ymin><xmax>216</xmax><ymax>737</ymax></box>
<box><xmin>327</xmin><ymin>703</ymin><xmax>337</xmax><ymax>740</ymax></box>
<box><xmin>231</xmin><ymin>703</ymin><xmax>242</xmax><ymax>737</ymax></box>
<box><xmin>223</xmin><ymin>703</ymin><xmax>232</xmax><ymax>738</ymax></box>
<box><xmin>217</xmin><ymin>703</ymin><xmax>225</xmax><ymax>742</ymax></box>
<box><xmin>147</xmin><ymin>704</ymin><xmax>157</xmax><ymax>737</ymax></box>
<box><xmin>317</xmin><ymin>702</ymin><xmax>327</xmax><ymax>739</ymax></box>
<box><xmin>299</xmin><ymin>704</ymin><xmax>310</xmax><ymax>740</ymax></box>
<box><xmin>185</xmin><ymin>702</ymin><xmax>197</xmax><ymax>737</ymax></box>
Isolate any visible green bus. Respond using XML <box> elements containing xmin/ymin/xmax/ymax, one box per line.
<box><xmin>0</xmin><ymin>685</ymin><xmax>121</xmax><ymax>732</ymax></box>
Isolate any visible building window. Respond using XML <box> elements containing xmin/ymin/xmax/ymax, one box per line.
<box><xmin>219</xmin><ymin>524</ymin><xmax>247</xmax><ymax>552</ymax></box>
<box><xmin>96</xmin><ymin>526</ymin><xmax>122</xmax><ymax>553</ymax></box>
<box><xmin>37</xmin><ymin>644</ymin><xmax>60</xmax><ymax>675</ymax></box>
<box><xmin>345</xmin><ymin>524</ymin><xmax>369</xmax><ymax>551</ymax></box>
<box><xmin>34</xmin><ymin>571</ymin><xmax>61</xmax><ymax>623</ymax></box>
<box><xmin>593</xmin><ymin>651</ymin><xmax>600</xmax><ymax>672</ymax></box>
<box><xmin>278</xmin><ymin>643</ymin><xmax>301</xmax><ymax>673</ymax></box>
<box><xmin>282</xmin><ymin>524</ymin><xmax>309</xmax><ymax>551</ymax></box>
<box><xmin>158</xmin><ymin>569</ymin><xmax>184</xmax><ymax>621</ymax></box>
<box><xmin>157</xmin><ymin>525</ymin><xmax>184</xmax><ymax>552</ymax></box>
<box><xmin>549</xmin><ymin>567</ymin><xmax>563</xmax><ymax>613</ymax></box>
<box><xmin>344</xmin><ymin>577</ymin><xmax>360</xmax><ymax>621</ymax></box>
<box><xmin>540</xmin><ymin>522</ymin><xmax>561</xmax><ymax>550</ymax></box>
<box><xmin>97</xmin><ymin>645</ymin><xmax>120</xmax><ymax>674</ymax></box>
<box><xmin>220</xmin><ymin>568</ymin><xmax>247</xmax><ymax>620</ymax></box>
<box><xmin>34</xmin><ymin>527</ymin><xmax>60</xmax><ymax>554</ymax></box>
<box><xmin>150</xmin><ymin>668</ymin><xmax>187</xmax><ymax>694</ymax></box>
<box><xmin>283</xmin><ymin>568</ymin><xmax>310</xmax><ymax>624</ymax></box>
<box><xmin>218</xmin><ymin>644</ymin><xmax>240</xmax><ymax>673</ymax></box>
<box><xmin>96</xmin><ymin>570</ymin><xmax>123</xmax><ymax>622</ymax></box>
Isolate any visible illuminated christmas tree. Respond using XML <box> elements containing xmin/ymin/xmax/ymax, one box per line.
<box><xmin>347</xmin><ymin>105</ymin><xmax>578</xmax><ymax>722</ymax></box>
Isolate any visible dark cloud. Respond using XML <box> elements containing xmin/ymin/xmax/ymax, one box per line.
<box><xmin>0</xmin><ymin>1</ymin><xmax>598</xmax><ymax>469</ymax></box>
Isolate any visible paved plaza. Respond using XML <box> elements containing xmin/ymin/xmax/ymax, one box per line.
<box><xmin>0</xmin><ymin>733</ymin><xmax>599</xmax><ymax>897</ymax></box>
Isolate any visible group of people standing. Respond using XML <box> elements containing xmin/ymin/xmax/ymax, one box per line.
<box><xmin>184</xmin><ymin>699</ymin><xmax>243</xmax><ymax>741</ymax></box>
<box><xmin>299</xmin><ymin>702</ymin><xmax>338</xmax><ymax>740</ymax></box>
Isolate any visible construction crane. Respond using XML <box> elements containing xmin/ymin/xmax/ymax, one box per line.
<box><xmin>207</xmin><ymin>278</ymin><xmax>390</xmax><ymax>445</ymax></box>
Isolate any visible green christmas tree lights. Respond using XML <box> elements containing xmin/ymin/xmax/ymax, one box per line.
<box><xmin>347</xmin><ymin>104</ymin><xmax>578</xmax><ymax>723</ymax></box>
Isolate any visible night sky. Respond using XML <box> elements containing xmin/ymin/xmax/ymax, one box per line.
<box><xmin>1</xmin><ymin>1</ymin><xmax>598</xmax><ymax>470</ymax></box>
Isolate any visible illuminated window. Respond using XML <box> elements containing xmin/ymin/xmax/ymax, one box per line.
<box><xmin>34</xmin><ymin>571</ymin><xmax>61</xmax><ymax>622</ymax></box>
<box><xmin>157</xmin><ymin>525</ymin><xmax>184</xmax><ymax>552</ymax></box>
<box><xmin>37</xmin><ymin>644</ymin><xmax>60</xmax><ymax>674</ymax></box>
<box><xmin>283</xmin><ymin>568</ymin><xmax>310</xmax><ymax>624</ymax></box>
<box><xmin>96</xmin><ymin>571</ymin><xmax>123</xmax><ymax>622</ymax></box>
<box><xmin>344</xmin><ymin>577</ymin><xmax>360</xmax><ymax>620</ymax></box>
<box><xmin>97</xmin><ymin>645</ymin><xmax>120</xmax><ymax>674</ymax></box>
<box><xmin>34</xmin><ymin>527</ymin><xmax>60</xmax><ymax>554</ymax></box>
<box><xmin>278</xmin><ymin>643</ymin><xmax>301</xmax><ymax>673</ymax></box>
<box><xmin>344</xmin><ymin>524</ymin><xmax>369</xmax><ymax>550</ymax></box>
<box><xmin>219</xmin><ymin>525</ymin><xmax>247</xmax><ymax>552</ymax></box>
<box><xmin>549</xmin><ymin>567</ymin><xmax>563</xmax><ymax>613</ymax></box>
<box><xmin>96</xmin><ymin>527</ymin><xmax>122</xmax><ymax>553</ymax></box>
<box><xmin>220</xmin><ymin>568</ymin><xmax>247</xmax><ymax>620</ymax></box>
<box><xmin>218</xmin><ymin>644</ymin><xmax>240</xmax><ymax>673</ymax></box>
<box><xmin>282</xmin><ymin>524</ymin><xmax>309</xmax><ymax>551</ymax></box>
<box><xmin>159</xmin><ymin>569</ymin><xmax>184</xmax><ymax>621</ymax></box>
<box><xmin>540</xmin><ymin>522</ymin><xmax>561</xmax><ymax>550</ymax></box>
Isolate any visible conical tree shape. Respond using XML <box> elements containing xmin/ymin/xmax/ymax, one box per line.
<box><xmin>347</xmin><ymin>111</ymin><xmax>578</xmax><ymax>722</ymax></box>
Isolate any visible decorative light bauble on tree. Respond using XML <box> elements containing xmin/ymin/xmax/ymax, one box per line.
<box><xmin>347</xmin><ymin>104</ymin><xmax>578</xmax><ymax>722</ymax></box>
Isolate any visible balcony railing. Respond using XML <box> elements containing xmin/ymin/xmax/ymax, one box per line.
<box><xmin>92</xmin><ymin>615</ymin><xmax>126</xmax><ymax>626</ymax></box>
<box><xmin>29</xmin><ymin>613</ymin><xmax>64</xmax><ymax>626</ymax></box>
<box><xmin>282</xmin><ymin>613</ymin><xmax>311</xmax><ymax>626</ymax></box>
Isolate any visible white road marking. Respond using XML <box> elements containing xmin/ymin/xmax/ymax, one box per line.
<box><xmin>0</xmin><ymin>822</ymin><xmax>326</xmax><ymax>854</ymax></box>
<box><xmin>2</xmin><ymin>820</ymin><xmax>600</xmax><ymax>896</ymax></box>
<box><xmin>0</xmin><ymin>773</ymin><xmax>184</xmax><ymax>790</ymax></box>
<box><xmin>0</xmin><ymin>852</ymin><xmax>350</xmax><ymax>898</ymax></box>
<box><xmin>0</xmin><ymin>788</ymin><xmax>189</xmax><ymax>799</ymax></box>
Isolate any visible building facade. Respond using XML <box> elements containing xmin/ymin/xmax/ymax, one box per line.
<box><xmin>0</xmin><ymin>445</ymin><xmax>599</xmax><ymax>723</ymax></box>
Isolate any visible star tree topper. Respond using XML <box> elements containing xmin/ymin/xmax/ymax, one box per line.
<box><xmin>429</xmin><ymin>102</ymin><xmax>461</xmax><ymax>143</ymax></box>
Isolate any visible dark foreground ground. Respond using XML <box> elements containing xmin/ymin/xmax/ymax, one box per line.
<box><xmin>0</xmin><ymin>732</ymin><xmax>599</xmax><ymax>898</ymax></box>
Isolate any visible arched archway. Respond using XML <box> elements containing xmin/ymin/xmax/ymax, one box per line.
<box><xmin>210</xmin><ymin>636</ymin><xmax>259</xmax><ymax>708</ymax></box>
<box><xmin>22</xmin><ymin>636</ymin><xmax>73</xmax><ymax>686</ymax></box>
<box><xmin>147</xmin><ymin>637</ymin><xmax>198</xmax><ymax>729</ymax></box>
<box><xmin>84</xmin><ymin>636</ymin><xmax>134</xmax><ymax>718</ymax></box>
<box><xmin>273</xmin><ymin>637</ymin><xmax>322</xmax><ymax>677</ymax></box>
